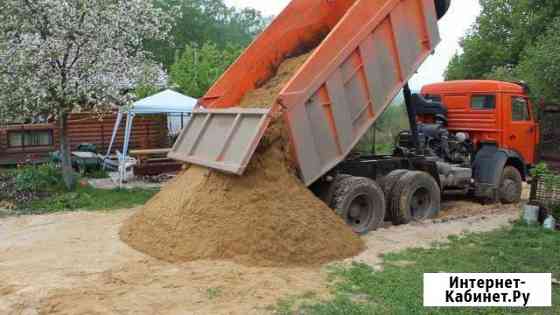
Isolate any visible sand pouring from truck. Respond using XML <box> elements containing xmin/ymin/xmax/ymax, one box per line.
<box><xmin>168</xmin><ymin>0</ymin><xmax>528</xmax><ymax>235</ymax></box>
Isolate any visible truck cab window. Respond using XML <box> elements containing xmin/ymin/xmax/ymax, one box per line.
<box><xmin>471</xmin><ymin>95</ymin><xmax>496</xmax><ymax>110</ymax></box>
<box><xmin>511</xmin><ymin>97</ymin><xmax>530</xmax><ymax>121</ymax></box>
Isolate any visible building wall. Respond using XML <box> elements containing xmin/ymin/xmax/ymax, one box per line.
<box><xmin>0</xmin><ymin>123</ymin><xmax>55</xmax><ymax>165</ymax></box>
<box><xmin>0</xmin><ymin>113</ymin><xmax>168</xmax><ymax>165</ymax></box>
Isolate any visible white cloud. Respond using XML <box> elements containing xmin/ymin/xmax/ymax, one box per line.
<box><xmin>226</xmin><ymin>0</ymin><xmax>481</xmax><ymax>89</ymax></box>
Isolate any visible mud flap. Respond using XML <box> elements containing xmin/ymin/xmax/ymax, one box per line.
<box><xmin>473</xmin><ymin>145</ymin><xmax>505</xmax><ymax>199</ymax></box>
<box><xmin>472</xmin><ymin>145</ymin><xmax>527</xmax><ymax>199</ymax></box>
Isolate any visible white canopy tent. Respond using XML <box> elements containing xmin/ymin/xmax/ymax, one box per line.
<box><xmin>103</xmin><ymin>89</ymin><xmax>197</xmax><ymax>184</ymax></box>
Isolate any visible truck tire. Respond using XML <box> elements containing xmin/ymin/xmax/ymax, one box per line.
<box><xmin>331</xmin><ymin>176</ymin><xmax>386</xmax><ymax>234</ymax></box>
<box><xmin>390</xmin><ymin>171</ymin><xmax>441</xmax><ymax>225</ymax></box>
<box><xmin>316</xmin><ymin>174</ymin><xmax>351</xmax><ymax>206</ymax></box>
<box><xmin>379</xmin><ymin>169</ymin><xmax>409</xmax><ymax>220</ymax></box>
<box><xmin>498</xmin><ymin>166</ymin><xmax>522</xmax><ymax>204</ymax></box>
<box><xmin>380</xmin><ymin>170</ymin><xmax>409</xmax><ymax>196</ymax></box>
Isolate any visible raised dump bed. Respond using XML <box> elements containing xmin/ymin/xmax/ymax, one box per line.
<box><xmin>170</xmin><ymin>0</ymin><xmax>447</xmax><ymax>186</ymax></box>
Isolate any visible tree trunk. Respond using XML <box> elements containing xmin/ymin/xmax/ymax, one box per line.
<box><xmin>59</xmin><ymin>111</ymin><xmax>77</xmax><ymax>190</ymax></box>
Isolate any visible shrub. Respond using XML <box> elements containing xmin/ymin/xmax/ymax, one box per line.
<box><xmin>531</xmin><ymin>162</ymin><xmax>560</xmax><ymax>188</ymax></box>
<box><xmin>0</xmin><ymin>172</ymin><xmax>17</xmax><ymax>200</ymax></box>
<box><xmin>13</xmin><ymin>163</ymin><xmax>64</xmax><ymax>192</ymax></box>
<box><xmin>0</xmin><ymin>163</ymin><xmax>65</xmax><ymax>205</ymax></box>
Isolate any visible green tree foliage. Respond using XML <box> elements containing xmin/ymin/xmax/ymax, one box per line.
<box><xmin>135</xmin><ymin>84</ymin><xmax>164</xmax><ymax>100</ymax></box>
<box><xmin>170</xmin><ymin>42</ymin><xmax>242</xmax><ymax>98</ymax></box>
<box><xmin>356</xmin><ymin>96</ymin><xmax>409</xmax><ymax>155</ymax></box>
<box><xmin>483</xmin><ymin>65</ymin><xmax>518</xmax><ymax>82</ymax></box>
<box><xmin>445</xmin><ymin>54</ymin><xmax>469</xmax><ymax>81</ymax></box>
<box><xmin>445</xmin><ymin>0</ymin><xmax>560</xmax><ymax>83</ymax></box>
<box><xmin>147</xmin><ymin>0</ymin><xmax>268</xmax><ymax>69</ymax></box>
<box><xmin>445</xmin><ymin>0</ymin><xmax>560</xmax><ymax>103</ymax></box>
<box><xmin>517</xmin><ymin>18</ymin><xmax>560</xmax><ymax>103</ymax></box>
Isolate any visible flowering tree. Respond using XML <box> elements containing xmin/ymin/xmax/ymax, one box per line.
<box><xmin>0</xmin><ymin>0</ymin><xmax>174</xmax><ymax>189</ymax></box>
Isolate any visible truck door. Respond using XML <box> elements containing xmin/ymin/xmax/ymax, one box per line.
<box><xmin>504</xmin><ymin>95</ymin><xmax>537</xmax><ymax>164</ymax></box>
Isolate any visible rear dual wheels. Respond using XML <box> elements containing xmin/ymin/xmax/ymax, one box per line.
<box><xmin>331</xmin><ymin>176</ymin><xmax>386</xmax><ymax>234</ymax></box>
<box><xmin>385</xmin><ymin>171</ymin><xmax>441</xmax><ymax>225</ymax></box>
<box><xmin>326</xmin><ymin>171</ymin><xmax>441</xmax><ymax>233</ymax></box>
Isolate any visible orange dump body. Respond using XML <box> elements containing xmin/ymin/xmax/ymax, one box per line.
<box><xmin>421</xmin><ymin>80</ymin><xmax>540</xmax><ymax>165</ymax></box>
<box><xmin>200</xmin><ymin>0</ymin><xmax>358</xmax><ymax>109</ymax></box>
<box><xmin>174</xmin><ymin>0</ymin><xmax>443</xmax><ymax>186</ymax></box>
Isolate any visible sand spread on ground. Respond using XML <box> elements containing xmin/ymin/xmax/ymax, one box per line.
<box><xmin>120</xmin><ymin>52</ymin><xmax>364</xmax><ymax>267</ymax></box>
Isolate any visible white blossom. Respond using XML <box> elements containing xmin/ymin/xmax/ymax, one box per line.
<box><xmin>0</xmin><ymin>0</ymin><xmax>175</xmax><ymax>123</ymax></box>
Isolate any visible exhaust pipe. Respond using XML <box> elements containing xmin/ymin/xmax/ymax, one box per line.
<box><xmin>435</xmin><ymin>0</ymin><xmax>451</xmax><ymax>20</ymax></box>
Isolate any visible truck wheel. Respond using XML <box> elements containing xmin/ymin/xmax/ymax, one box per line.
<box><xmin>498</xmin><ymin>166</ymin><xmax>522</xmax><ymax>204</ymax></box>
<box><xmin>380</xmin><ymin>170</ymin><xmax>409</xmax><ymax>196</ymax></box>
<box><xmin>379</xmin><ymin>169</ymin><xmax>409</xmax><ymax>220</ymax></box>
<box><xmin>316</xmin><ymin>174</ymin><xmax>351</xmax><ymax>206</ymax></box>
<box><xmin>390</xmin><ymin>171</ymin><xmax>441</xmax><ymax>225</ymax></box>
<box><xmin>331</xmin><ymin>176</ymin><xmax>386</xmax><ymax>234</ymax></box>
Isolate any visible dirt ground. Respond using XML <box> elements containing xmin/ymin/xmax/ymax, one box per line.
<box><xmin>0</xmin><ymin>195</ymin><xmax>523</xmax><ymax>315</ymax></box>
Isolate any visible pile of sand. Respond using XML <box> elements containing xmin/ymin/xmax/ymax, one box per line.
<box><xmin>120</xmin><ymin>52</ymin><xmax>364</xmax><ymax>267</ymax></box>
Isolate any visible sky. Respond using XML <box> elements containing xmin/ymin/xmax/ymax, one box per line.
<box><xmin>225</xmin><ymin>0</ymin><xmax>481</xmax><ymax>90</ymax></box>
<box><xmin>409</xmin><ymin>0</ymin><xmax>481</xmax><ymax>89</ymax></box>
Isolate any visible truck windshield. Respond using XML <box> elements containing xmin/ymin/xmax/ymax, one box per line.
<box><xmin>512</xmin><ymin>97</ymin><xmax>530</xmax><ymax>121</ymax></box>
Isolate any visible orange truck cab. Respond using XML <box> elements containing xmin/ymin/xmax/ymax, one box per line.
<box><xmin>421</xmin><ymin>80</ymin><xmax>539</xmax><ymax>165</ymax></box>
<box><xmin>416</xmin><ymin>80</ymin><xmax>540</xmax><ymax>200</ymax></box>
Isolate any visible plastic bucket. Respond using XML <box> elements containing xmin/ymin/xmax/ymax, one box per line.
<box><xmin>544</xmin><ymin>216</ymin><xmax>557</xmax><ymax>230</ymax></box>
<box><xmin>523</xmin><ymin>205</ymin><xmax>540</xmax><ymax>225</ymax></box>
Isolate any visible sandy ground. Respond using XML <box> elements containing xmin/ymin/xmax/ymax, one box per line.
<box><xmin>0</xmin><ymin>197</ymin><xmax>522</xmax><ymax>315</ymax></box>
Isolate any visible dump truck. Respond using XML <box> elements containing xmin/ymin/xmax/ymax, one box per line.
<box><xmin>170</xmin><ymin>0</ymin><xmax>455</xmax><ymax>233</ymax></box>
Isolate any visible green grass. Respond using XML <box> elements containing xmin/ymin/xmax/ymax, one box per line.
<box><xmin>17</xmin><ymin>186</ymin><xmax>158</xmax><ymax>215</ymax></box>
<box><xmin>270</xmin><ymin>291</ymin><xmax>320</xmax><ymax>315</ymax></box>
<box><xmin>278</xmin><ymin>223</ymin><xmax>560</xmax><ymax>315</ymax></box>
<box><xmin>207</xmin><ymin>287</ymin><xmax>223</xmax><ymax>300</ymax></box>
<box><xmin>1</xmin><ymin>163</ymin><xmax>157</xmax><ymax>215</ymax></box>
